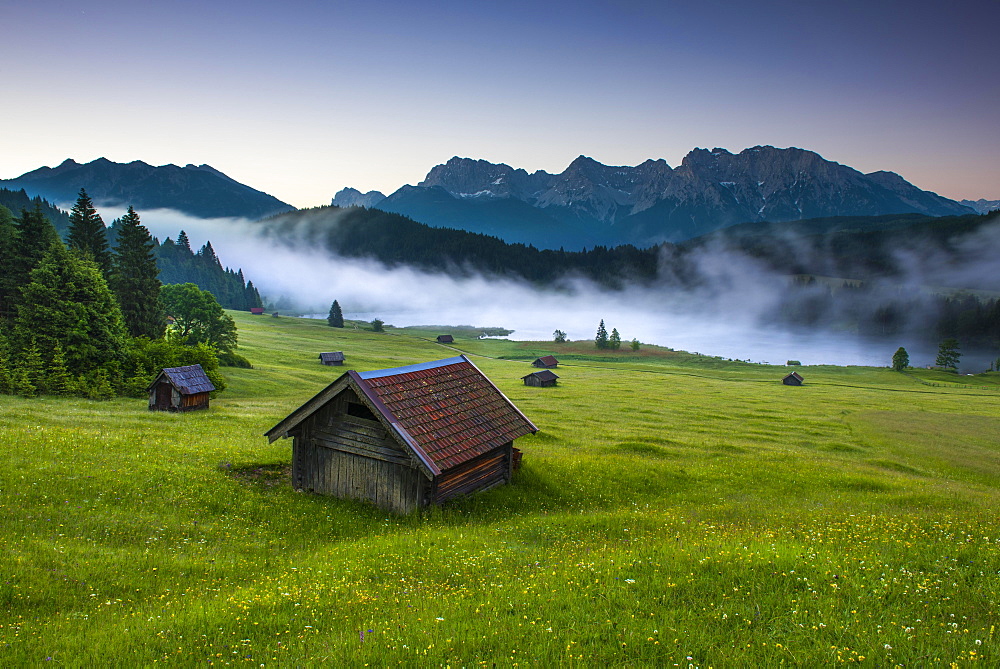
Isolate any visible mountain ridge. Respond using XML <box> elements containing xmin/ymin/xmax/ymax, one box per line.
<box><xmin>1</xmin><ymin>158</ymin><xmax>295</xmax><ymax>220</ymax></box>
<box><xmin>341</xmin><ymin>146</ymin><xmax>975</xmax><ymax>249</ymax></box>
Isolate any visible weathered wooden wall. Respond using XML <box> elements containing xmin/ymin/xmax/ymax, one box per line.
<box><xmin>291</xmin><ymin>388</ymin><xmax>427</xmax><ymax>513</ymax></box>
<box><xmin>179</xmin><ymin>391</ymin><xmax>210</xmax><ymax>411</ymax></box>
<box><xmin>433</xmin><ymin>444</ymin><xmax>511</xmax><ymax>504</ymax></box>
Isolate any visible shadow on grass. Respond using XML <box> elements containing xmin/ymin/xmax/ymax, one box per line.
<box><xmin>220</xmin><ymin>462</ymin><xmax>291</xmax><ymax>489</ymax></box>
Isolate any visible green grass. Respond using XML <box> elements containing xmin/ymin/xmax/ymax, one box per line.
<box><xmin>2</xmin><ymin>312</ymin><xmax>999</xmax><ymax>665</ymax></box>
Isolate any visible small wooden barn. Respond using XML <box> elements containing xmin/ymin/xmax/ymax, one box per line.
<box><xmin>319</xmin><ymin>351</ymin><xmax>345</xmax><ymax>366</ymax></box>
<box><xmin>250</xmin><ymin>307</ymin><xmax>265</xmax><ymax>315</ymax></box>
<box><xmin>148</xmin><ymin>364</ymin><xmax>215</xmax><ymax>412</ymax></box>
<box><xmin>782</xmin><ymin>371</ymin><xmax>804</xmax><ymax>386</ymax></box>
<box><xmin>522</xmin><ymin>370</ymin><xmax>559</xmax><ymax>387</ymax></box>
<box><xmin>532</xmin><ymin>355</ymin><xmax>559</xmax><ymax>368</ymax></box>
<box><xmin>436</xmin><ymin>334</ymin><xmax>454</xmax><ymax>344</ymax></box>
<box><xmin>265</xmin><ymin>355</ymin><xmax>537</xmax><ymax>514</ymax></box>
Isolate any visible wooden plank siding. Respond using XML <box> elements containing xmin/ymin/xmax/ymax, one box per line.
<box><xmin>290</xmin><ymin>387</ymin><xmax>428</xmax><ymax>513</ymax></box>
<box><xmin>433</xmin><ymin>444</ymin><xmax>511</xmax><ymax>504</ymax></box>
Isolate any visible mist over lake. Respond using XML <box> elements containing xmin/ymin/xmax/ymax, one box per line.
<box><xmin>125</xmin><ymin>207</ymin><xmax>997</xmax><ymax>374</ymax></box>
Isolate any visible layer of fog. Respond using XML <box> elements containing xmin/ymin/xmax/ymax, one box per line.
<box><xmin>99</xmin><ymin>206</ymin><xmax>998</xmax><ymax>372</ymax></box>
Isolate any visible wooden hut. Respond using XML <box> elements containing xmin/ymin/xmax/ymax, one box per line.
<box><xmin>250</xmin><ymin>307</ymin><xmax>265</xmax><ymax>315</ymax></box>
<box><xmin>436</xmin><ymin>334</ymin><xmax>454</xmax><ymax>344</ymax></box>
<box><xmin>532</xmin><ymin>355</ymin><xmax>559</xmax><ymax>368</ymax></box>
<box><xmin>522</xmin><ymin>370</ymin><xmax>559</xmax><ymax>387</ymax></box>
<box><xmin>148</xmin><ymin>364</ymin><xmax>215</xmax><ymax>412</ymax></box>
<box><xmin>782</xmin><ymin>371</ymin><xmax>804</xmax><ymax>386</ymax></box>
<box><xmin>265</xmin><ymin>355</ymin><xmax>537</xmax><ymax>514</ymax></box>
<box><xmin>319</xmin><ymin>351</ymin><xmax>345</xmax><ymax>366</ymax></box>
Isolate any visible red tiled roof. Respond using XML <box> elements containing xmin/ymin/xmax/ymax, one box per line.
<box><xmin>358</xmin><ymin>358</ymin><xmax>536</xmax><ymax>471</ymax></box>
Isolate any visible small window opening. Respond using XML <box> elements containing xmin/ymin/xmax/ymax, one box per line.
<box><xmin>347</xmin><ymin>401</ymin><xmax>377</xmax><ymax>421</ymax></box>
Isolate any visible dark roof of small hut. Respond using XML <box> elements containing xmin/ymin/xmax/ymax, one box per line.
<box><xmin>783</xmin><ymin>371</ymin><xmax>804</xmax><ymax>383</ymax></box>
<box><xmin>148</xmin><ymin>364</ymin><xmax>216</xmax><ymax>394</ymax></box>
<box><xmin>250</xmin><ymin>307</ymin><xmax>265</xmax><ymax>314</ymax></box>
<box><xmin>319</xmin><ymin>351</ymin><xmax>345</xmax><ymax>363</ymax></box>
<box><xmin>266</xmin><ymin>355</ymin><xmax>537</xmax><ymax>474</ymax></box>
<box><xmin>523</xmin><ymin>370</ymin><xmax>559</xmax><ymax>382</ymax></box>
<box><xmin>436</xmin><ymin>334</ymin><xmax>454</xmax><ymax>343</ymax></box>
<box><xmin>533</xmin><ymin>355</ymin><xmax>559</xmax><ymax>367</ymax></box>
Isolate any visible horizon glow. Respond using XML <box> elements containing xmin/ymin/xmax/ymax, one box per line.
<box><xmin>2</xmin><ymin>1</ymin><xmax>997</xmax><ymax>207</ymax></box>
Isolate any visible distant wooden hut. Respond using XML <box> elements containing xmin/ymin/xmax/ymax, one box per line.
<box><xmin>782</xmin><ymin>371</ymin><xmax>804</xmax><ymax>386</ymax></box>
<box><xmin>532</xmin><ymin>355</ymin><xmax>559</xmax><ymax>368</ymax></box>
<box><xmin>265</xmin><ymin>355</ymin><xmax>537</xmax><ymax>514</ymax></box>
<box><xmin>250</xmin><ymin>307</ymin><xmax>265</xmax><ymax>315</ymax></box>
<box><xmin>522</xmin><ymin>370</ymin><xmax>559</xmax><ymax>387</ymax></box>
<box><xmin>436</xmin><ymin>334</ymin><xmax>454</xmax><ymax>344</ymax></box>
<box><xmin>319</xmin><ymin>352</ymin><xmax>345</xmax><ymax>366</ymax></box>
<box><xmin>148</xmin><ymin>364</ymin><xmax>215</xmax><ymax>412</ymax></box>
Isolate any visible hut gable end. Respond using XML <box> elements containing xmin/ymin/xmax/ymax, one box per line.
<box><xmin>782</xmin><ymin>372</ymin><xmax>804</xmax><ymax>386</ymax></box>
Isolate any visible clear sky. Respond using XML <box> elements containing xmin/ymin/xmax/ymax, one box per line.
<box><xmin>2</xmin><ymin>0</ymin><xmax>998</xmax><ymax>207</ymax></box>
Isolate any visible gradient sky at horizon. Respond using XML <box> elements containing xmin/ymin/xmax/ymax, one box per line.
<box><xmin>3</xmin><ymin>0</ymin><xmax>998</xmax><ymax>208</ymax></box>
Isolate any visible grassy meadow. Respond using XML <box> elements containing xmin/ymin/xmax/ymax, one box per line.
<box><xmin>2</xmin><ymin>312</ymin><xmax>1000</xmax><ymax>666</ymax></box>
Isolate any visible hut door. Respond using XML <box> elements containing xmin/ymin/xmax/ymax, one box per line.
<box><xmin>155</xmin><ymin>382</ymin><xmax>172</xmax><ymax>410</ymax></box>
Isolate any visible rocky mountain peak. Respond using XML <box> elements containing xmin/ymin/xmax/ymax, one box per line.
<box><xmin>332</xmin><ymin>187</ymin><xmax>387</xmax><ymax>208</ymax></box>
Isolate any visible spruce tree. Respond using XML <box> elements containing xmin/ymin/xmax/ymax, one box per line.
<box><xmin>10</xmin><ymin>206</ymin><xmax>59</xmax><ymax>313</ymax></box>
<box><xmin>595</xmin><ymin>319</ymin><xmax>609</xmax><ymax>349</ymax></box>
<box><xmin>891</xmin><ymin>346</ymin><xmax>909</xmax><ymax>372</ymax></box>
<box><xmin>46</xmin><ymin>341</ymin><xmax>75</xmax><ymax>395</ymax></box>
<box><xmin>20</xmin><ymin>341</ymin><xmax>46</xmax><ymax>395</ymax></box>
<box><xmin>936</xmin><ymin>338</ymin><xmax>961</xmax><ymax>371</ymax></box>
<box><xmin>67</xmin><ymin>188</ymin><xmax>112</xmax><ymax>278</ymax></box>
<box><xmin>244</xmin><ymin>281</ymin><xmax>263</xmax><ymax>310</ymax></box>
<box><xmin>327</xmin><ymin>300</ymin><xmax>344</xmax><ymax>327</ymax></box>
<box><xmin>176</xmin><ymin>230</ymin><xmax>193</xmax><ymax>254</ymax></box>
<box><xmin>111</xmin><ymin>206</ymin><xmax>165</xmax><ymax>339</ymax></box>
<box><xmin>610</xmin><ymin>328</ymin><xmax>621</xmax><ymax>350</ymax></box>
<box><xmin>14</xmin><ymin>241</ymin><xmax>128</xmax><ymax>381</ymax></box>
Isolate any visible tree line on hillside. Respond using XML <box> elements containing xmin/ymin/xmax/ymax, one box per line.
<box><xmin>155</xmin><ymin>231</ymin><xmax>263</xmax><ymax>311</ymax></box>
<box><xmin>0</xmin><ymin>190</ymin><xmax>246</xmax><ymax>399</ymax></box>
<box><xmin>0</xmin><ymin>187</ymin><xmax>72</xmax><ymax>233</ymax></box>
<box><xmin>0</xmin><ymin>188</ymin><xmax>263</xmax><ymax>312</ymax></box>
<box><xmin>771</xmin><ymin>277</ymin><xmax>1000</xmax><ymax>348</ymax></box>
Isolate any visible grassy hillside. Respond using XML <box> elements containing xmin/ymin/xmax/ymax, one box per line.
<box><xmin>2</xmin><ymin>312</ymin><xmax>999</xmax><ymax>665</ymax></box>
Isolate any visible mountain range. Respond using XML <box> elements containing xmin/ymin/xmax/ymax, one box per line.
<box><xmin>334</xmin><ymin>146</ymin><xmax>976</xmax><ymax>249</ymax></box>
<box><xmin>0</xmin><ymin>158</ymin><xmax>294</xmax><ymax>220</ymax></box>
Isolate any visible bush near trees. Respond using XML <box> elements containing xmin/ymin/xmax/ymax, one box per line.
<box><xmin>160</xmin><ymin>283</ymin><xmax>238</xmax><ymax>354</ymax></box>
